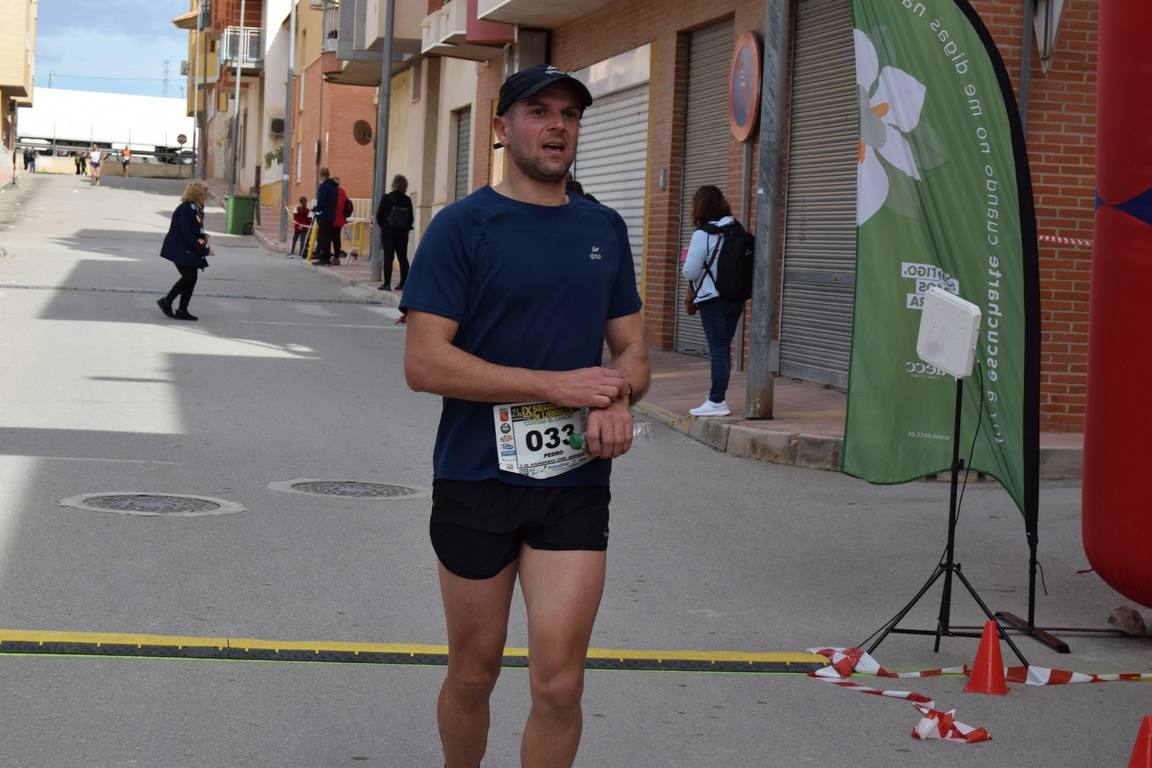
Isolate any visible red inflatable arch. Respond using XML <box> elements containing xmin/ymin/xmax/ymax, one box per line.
<box><xmin>1082</xmin><ymin>0</ymin><xmax>1152</xmax><ymax>608</ymax></box>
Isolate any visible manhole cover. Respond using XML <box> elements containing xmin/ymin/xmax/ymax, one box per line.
<box><xmin>58</xmin><ymin>493</ymin><xmax>245</xmax><ymax>517</ymax></box>
<box><xmin>268</xmin><ymin>479</ymin><xmax>428</xmax><ymax>499</ymax></box>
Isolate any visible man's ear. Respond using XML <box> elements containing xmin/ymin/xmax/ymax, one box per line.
<box><xmin>493</xmin><ymin>114</ymin><xmax>509</xmax><ymax>147</ymax></box>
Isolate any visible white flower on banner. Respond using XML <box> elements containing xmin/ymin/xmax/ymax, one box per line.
<box><xmin>854</xmin><ymin>29</ymin><xmax>927</xmax><ymax>225</ymax></box>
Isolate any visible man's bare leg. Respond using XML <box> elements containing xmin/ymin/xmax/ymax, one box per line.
<box><xmin>438</xmin><ymin>560</ymin><xmax>517</xmax><ymax>768</ymax></box>
<box><xmin>518</xmin><ymin>547</ymin><xmax>607</xmax><ymax>768</ymax></box>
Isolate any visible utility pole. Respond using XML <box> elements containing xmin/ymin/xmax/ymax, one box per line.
<box><xmin>746</xmin><ymin>0</ymin><xmax>791</xmax><ymax>419</ymax></box>
<box><xmin>191</xmin><ymin>2</ymin><xmax>201</xmax><ymax>180</ymax></box>
<box><xmin>9</xmin><ymin>99</ymin><xmax>17</xmax><ymax>187</ymax></box>
<box><xmin>279</xmin><ymin>0</ymin><xmax>298</xmax><ymax>243</ymax></box>
<box><xmin>200</xmin><ymin>0</ymin><xmax>209</xmax><ymax>180</ymax></box>
<box><xmin>227</xmin><ymin>0</ymin><xmax>247</xmax><ymax>196</ymax></box>
<box><xmin>369</xmin><ymin>0</ymin><xmax>396</xmax><ymax>282</ymax></box>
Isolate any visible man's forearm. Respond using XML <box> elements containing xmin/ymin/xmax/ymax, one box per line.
<box><xmin>407</xmin><ymin>341</ymin><xmax>551</xmax><ymax>403</ymax></box>
<box><xmin>607</xmin><ymin>339</ymin><xmax>650</xmax><ymax>406</ymax></box>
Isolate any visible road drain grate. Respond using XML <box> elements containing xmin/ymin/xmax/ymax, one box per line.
<box><xmin>58</xmin><ymin>493</ymin><xmax>245</xmax><ymax>517</ymax></box>
<box><xmin>289</xmin><ymin>481</ymin><xmax>418</xmax><ymax>498</ymax></box>
<box><xmin>267</xmin><ymin>479</ymin><xmax>429</xmax><ymax>500</ymax></box>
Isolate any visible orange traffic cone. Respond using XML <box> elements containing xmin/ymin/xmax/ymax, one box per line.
<box><xmin>1129</xmin><ymin>715</ymin><xmax>1152</xmax><ymax>768</ymax></box>
<box><xmin>964</xmin><ymin>619</ymin><xmax>1009</xmax><ymax>695</ymax></box>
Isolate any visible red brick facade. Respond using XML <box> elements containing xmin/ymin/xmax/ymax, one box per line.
<box><xmin>470</xmin><ymin>0</ymin><xmax>1097</xmax><ymax>431</ymax></box>
<box><xmin>290</xmin><ymin>58</ymin><xmax>379</xmax><ymax>204</ymax></box>
<box><xmin>971</xmin><ymin>0</ymin><xmax>1097</xmax><ymax>430</ymax></box>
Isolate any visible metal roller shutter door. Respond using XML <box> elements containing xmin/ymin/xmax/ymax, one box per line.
<box><xmin>454</xmin><ymin>107</ymin><xmax>471</xmax><ymax>201</ymax></box>
<box><xmin>779</xmin><ymin>0</ymin><xmax>857</xmax><ymax>387</ymax></box>
<box><xmin>573</xmin><ymin>84</ymin><xmax>650</xmax><ymax>292</ymax></box>
<box><xmin>674</xmin><ymin>19</ymin><xmax>735</xmax><ymax>356</ymax></box>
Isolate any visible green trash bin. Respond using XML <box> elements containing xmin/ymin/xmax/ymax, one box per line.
<box><xmin>225</xmin><ymin>195</ymin><xmax>258</xmax><ymax>235</ymax></box>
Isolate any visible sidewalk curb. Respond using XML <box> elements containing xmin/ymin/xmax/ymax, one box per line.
<box><xmin>634</xmin><ymin>401</ymin><xmax>1082</xmax><ymax>479</ymax></box>
<box><xmin>252</xmin><ymin>226</ymin><xmax>289</xmax><ymax>254</ymax></box>
<box><xmin>252</xmin><ymin>226</ymin><xmax>402</xmax><ymax>306</ymax></box>
<box><xmin>634</xmin><ymin>401</ymin><xmax>843</xmax><ymax>471</ymax></box>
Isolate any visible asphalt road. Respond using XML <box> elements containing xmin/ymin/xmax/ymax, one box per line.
<box><xmin>0</xmin><ymin>173</ymin><xmax>1147</xmax><ymax>767</ymax></box>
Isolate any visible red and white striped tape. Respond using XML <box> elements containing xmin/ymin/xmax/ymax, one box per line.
<box><xmin>812</xmin><ymin>676</ymin><xmax>935</xmax><ymax>706</ymax></box>
<box><xmin>912</xmin><ymin>703</ymin><xmax>993</xmax><ymax>743</ymax></box>
<box><xmin>1038</xmin><ymin>233</ymin><xmax>1093</xmax><ymax>247</ymax></box>
<box><xmin>809</xmin><ymin>647</ymin><xmax>965</xmax><ymax>679</ymax></box>
<box><xmin>811</xmin><ymin>646</ymin><xmax>1152</xmax><ymax>687</ymax></box>
<box><xmin>808</xmin><ymin>647</ymin><xmax>991</xmax><ymax>744</ymax></box>
<box><xmin>1006</xmin><ymin>666</ymin><xmax>1152</xmax><ymax>686</ymax></box>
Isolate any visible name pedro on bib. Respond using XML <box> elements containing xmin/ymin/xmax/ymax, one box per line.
<box><xmin>493</xmin><ymin>401</ymin><xmax>591</xmax><ymax>480</ymax></box>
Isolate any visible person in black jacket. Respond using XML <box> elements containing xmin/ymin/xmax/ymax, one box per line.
<box><xmin>157</xmin><ymin>181</ymin><xmax>212</xmax><ymax>321</ymax></box>
<box><xmin>375</xmin><ymin>174</ymin><xmax>414</xmax><ymax>291</ymax></box>
<box><xmin>312</xmin><ymin>167</ymin><xmax>339</xmax><ymax>265</ymax></box>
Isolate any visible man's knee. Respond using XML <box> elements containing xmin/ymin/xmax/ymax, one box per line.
<box><xmin>529</xmin><ymin>668</ymin><xmax>585</xmax><ymax>715</ymax></box>
<box><xmin>446</xmin><ymin>656</ymin><xmax>503</xmax><ymax>701</ymax></box>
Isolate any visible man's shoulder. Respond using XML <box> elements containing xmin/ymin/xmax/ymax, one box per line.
<box><xmin>427</xmin><ymin>188</ymin><xmax>495</xmax><ymax>226</ymax></box>
<box><xmin>569</xmin><ymin>195</ymin><xmax>627</xmax><ymax>233</ymax></box>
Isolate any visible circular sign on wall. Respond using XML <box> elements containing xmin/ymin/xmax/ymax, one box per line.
<box><xmin>728</xmin><ymin>30</ymin><xmax>762</xmax><ymax>143</ymax></box>
<box><xmin>353</xmin><ymin>120</ymin><xmax>373</xmax><ymax>146</ymax></box>
<box><xmin>176</xmin><ymin>133</ymin><xmax>188</xmax><ymax>145</ymax></box>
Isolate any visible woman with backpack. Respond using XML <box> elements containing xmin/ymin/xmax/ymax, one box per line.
<box><xmin>682</xmin><ymin>185</ymin><xmax>744</xmax><ymax>417</ymax></box>
<box><xmin>375</xmin><ymin>174</ymin><xmax>414</xmax><ymax>291</ymax></box>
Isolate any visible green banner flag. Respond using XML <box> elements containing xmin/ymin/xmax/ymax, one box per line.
<box><xmin>842</xmin><ymin>0</ymin><xmax>1039</xmax><ymax>519</ymax></box>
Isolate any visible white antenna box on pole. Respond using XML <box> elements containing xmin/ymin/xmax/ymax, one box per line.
<box><xmin>916</xmin><ymin>286</ymin><xmax>982</xmax><ymax>380</ymax></box>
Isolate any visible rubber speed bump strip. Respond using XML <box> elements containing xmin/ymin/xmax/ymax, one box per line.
<box><xmin>0</xmin><ymin>629</ymin><xmax>826</xmax><ymax>672</ymax></box>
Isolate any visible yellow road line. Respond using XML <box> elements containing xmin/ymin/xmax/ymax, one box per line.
<box><xmin>0</xmin><ymin>628</ymin><xmax>825</xmax><ymax>667</ymax></box>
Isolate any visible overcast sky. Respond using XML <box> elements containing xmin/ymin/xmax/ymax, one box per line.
<box><xmin>36</xmin><ymin>0</ymin><xmax>192</xmax><ymax>99</ymax></box>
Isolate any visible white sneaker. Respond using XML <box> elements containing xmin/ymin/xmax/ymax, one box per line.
<box><xmin>690</xmin><ymin>399</ymin><xmax>731</xmax><ymax>417</ymax></box>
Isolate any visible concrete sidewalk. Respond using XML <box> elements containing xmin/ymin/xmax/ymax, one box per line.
<box><xmin>227</xmin><ymin>180</ymin><xmax>1083</xmax><ymax>481</ymax></box>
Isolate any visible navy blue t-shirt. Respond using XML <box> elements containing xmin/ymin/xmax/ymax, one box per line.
<box><xmin>401</xmin><ymin>186</ymin><xmax>643</xmax><ymax>486</ymax></box>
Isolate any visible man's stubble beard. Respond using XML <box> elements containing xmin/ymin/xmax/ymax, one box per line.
<box><xmin>506</xmin><ymin>141</ymin><xmax>575</xmax><ymax>185</ymax></box>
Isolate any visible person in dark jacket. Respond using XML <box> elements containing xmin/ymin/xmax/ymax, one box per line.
<box><xmin>331</xmin><ymin>177</ymin><xmax>349</xmax><ymax>266</ymax></box>
<box><xmin>312</xmin><ymin>167</ymin><xmax>339</xmax><ymax>265</ymax></box>
<box><xmin>157</xmin><ymin>181</ymin><xmax>212</xmax><ymax>321</ymax></box>
<box><xmin>375</xmin><ymin>174</ymin><xmax>414</xmax><ymax>291</ymax></box>
<box><xmin>565</xmin><ymin>172</ymin><xmax>598</xmax><ymax>203</ymax></box>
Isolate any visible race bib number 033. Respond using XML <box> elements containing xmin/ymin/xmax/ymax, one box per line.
<box><xmin>493</xmin><ymin>401</ymin><xmax>591</xmax><ymax>480</ymax></box>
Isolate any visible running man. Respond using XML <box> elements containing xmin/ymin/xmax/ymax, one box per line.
<box><xmin>401</xmin><ymin>64</ymin><xmax>650</xmax><ymax>768</ymax></box>
<box><xmin>89</xmin><ymin>145</ymin><xmax>103</xmax><ymax>186</ymax></box>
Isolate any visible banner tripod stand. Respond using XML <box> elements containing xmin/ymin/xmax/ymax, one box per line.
<box><xmin>865</xmin><ymin>376</ymin><xmax>1029</xmax><ymax>666</ymax></box>
<box><xmin>863</xmin><ymin>287</ymin><xmax>1030</xmax><ymax>665</ymax></box>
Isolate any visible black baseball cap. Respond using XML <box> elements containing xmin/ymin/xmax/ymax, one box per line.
<box><xmin>496</xmin><ymin>64</ymin><xmax>593</xmax><ymax>116</ymax></box>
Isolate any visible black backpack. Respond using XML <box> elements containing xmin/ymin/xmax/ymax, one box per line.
<box><xmin>343</xmin><ymin>198</ymin><xmax>354</xmax><ymax>218</ymax></box>
<box><xmin>386</xmin><ymin>201</ymin><xmax>411</xmax><ymax>229</ymax></box>
<box><xmin>700</xmin><ymin>221</ymin><xmax>755</xmax><ymax>302</ymax></box>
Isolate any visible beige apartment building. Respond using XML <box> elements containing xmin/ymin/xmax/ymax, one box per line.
<box><xmin>0</xmin><ymin>0</ymin><xmax>37</xmax><ymax>183</ymax></box>
<box><xmin>326</xmin><ymin>0</ymin><xmax>505</xmax><ymax>235</ymax></box>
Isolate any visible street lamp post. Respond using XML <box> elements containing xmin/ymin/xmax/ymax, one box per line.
<box><xmin>279</xmin><ymin>1</ymin><xmax>298</xmax><ymax>243</ymax></box>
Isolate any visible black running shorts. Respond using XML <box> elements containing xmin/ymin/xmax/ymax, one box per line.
<box><xmin>430</xmin><ymin>479</ymin><xmax>611</xmax><ymax>580</ymax></box>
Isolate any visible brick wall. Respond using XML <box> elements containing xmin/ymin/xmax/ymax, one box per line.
<box><xmin>290</xmin><ymin>58</ymin><xmax>378</xmax><ymax>204</ymax></box>
<box><xmin>472</xmin><ymin>0</ymin><xmax>1097</xmax><ymax>431</ymax></box>
<box><xmin>971</xmin><ymin>0</ymin><xmax>1097</xmax><ymax>430</ymax></box>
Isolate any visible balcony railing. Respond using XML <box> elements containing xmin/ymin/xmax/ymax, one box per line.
<box><xmin>322</xmin><ymin>0</ymin><xmax>340</xmax><ymax>52</ymax></box>
<box><xmin>221</xmin><ymin>26</ymin><xmax>263</xmax><ymax>68</ymax></box>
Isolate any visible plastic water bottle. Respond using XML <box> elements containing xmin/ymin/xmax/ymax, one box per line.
<box><xmin>568</xmin><ymin>420</ymin><xmax>653</xmax><ymax>451</ymax></box>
